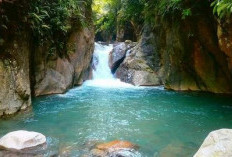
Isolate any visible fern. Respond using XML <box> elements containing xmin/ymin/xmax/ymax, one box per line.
<box><xmin>211</xmin><ymin>0</ymin><xmax>232</xmax><ymax>18</ymax></box>
<box><xmin>27</xmin><ymin>0</ymin><xmax>90</xmax><ymax>55</ymax></box>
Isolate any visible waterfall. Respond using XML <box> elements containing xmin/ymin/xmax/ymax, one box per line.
<box><xmin>84</xmin><ymin>42</ymin><xmax>132</xmax><ymax>88</ymax></box>
<box><xmin>92</xmin><ymin>43</ymin><xmax>114</xmax><ymax>79</ymax></box>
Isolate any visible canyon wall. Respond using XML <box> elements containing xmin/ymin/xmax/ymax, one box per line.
<box><xmin>0</xmin><ymin>34</ymin><xmax>31</xmax><ymax>117</ymax></box>
<box><xmin>32</xmin><ymin>27</ymin><xmax>94</xmax><ymax>96</ymax></box>
<box><xmin>113</xmin><ymin>3</ymin><xmax>232</xmax><ymax>94</ymax></box>
<box><xmin>0</xmin><ymin>1</ymin><xmax>94</xmax><ymax>116</ymax></box>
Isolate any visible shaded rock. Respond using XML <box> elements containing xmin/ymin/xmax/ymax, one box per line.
<box><xmin>115</xmin><ymin>3</ymin><xmax>232</xmax><ymax>93</ymax></box>
<box><xmin>144</xmin><ymin>4</ymin><xmax>232</xmax><ymax>93</ymax></box>
<box><xmin>109</xmin><ymin>42</ymin><xmax>137</xmax><ymax>74</ymax></box>
<box><xmin>217</xmin><ymin>17</ymin><xmax>232</xmax><ymax>75</ymax></box>
<box><xmin>33</xmin><ymin>25</ymin><xmax>94</xmax><ymax>96</ymax></box>
<box><xmin>0</xmin><ymin>2</ymin><xmax>94</xmax><ymax>117</ymax></box>
<box><xmin>109</xmin><ymin>42</ymin><xmax>127</xmax><ymax>71</ymax></box>
<box><xmin>0</xmin><ymin>130</ymin><xmax>46</xmax><ymax>151</ymax></box>
<box><xmin>0</xmin><ymin>35</ymin><xmax>31</xmax><ymax>117</ymax></box>
<box><xmin>194</xmin><ymin>129</ymin><xmax>232</xmax><ymax>157</ymax></box>
<box><xmin>35</xmin><ymin>68</ymin><xmax>69</xmax><ymax>96</ymax></box>
<box><xmin>115</xmin><ymin>29</ymin><xmax>163</xmax><ymax>86</ymax></box>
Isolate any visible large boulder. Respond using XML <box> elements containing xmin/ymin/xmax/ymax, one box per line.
<box><xmin>194</xmin><ymin>129</ymin><xmax>232</xmax><ymax>157</ymax></box>
<box><xmin>109</xmin><ymin>41</ymin><xmax>137</xmax><ymax>74</ymax></box>
<box><xmin>33</xmin><ymin>26</ymin><xmax>94</xmax><ymax>96</ymax></box>
<box><xmin>115</xmin><ymin>30</ymin><xmax>163</xmax><ymax>86</ymax></box>
<box><xmin>0</xmin><ymin>130</ymin><xmax>46</xmax><ymax>151</ymax></box>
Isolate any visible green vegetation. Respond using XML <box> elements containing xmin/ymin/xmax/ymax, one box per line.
<box><xmin>211</xmin><ymin>0</ymin><xmax>232</xmax><ymax>18</ymax></box>
<box><xmin>0</xmin><ymin>0</ymin><xmax>91</xmax><ymax>56</ymax></box>
<box><xmin>28</xmin><ymin>0</ymin><xmax>91</xmax><ymax>55</ymax></box>
<box><xmin>92</xmin><ymin>0</ymin><xmax>194</xmax><ymax>40</ymax></box>
<box><xmin>1</xmin><ymin>0</ymin><xmax>231</xmax><ymax>48</ymax></box>
<box><xmin>93</xmin><ymin>0</ymin><xmax>121</xmax><ymax>40</ymax></box>
<box><xmin>92</xmin><ymin>0</ymin><xmax>232</xmax><ymax>41</ymax></box>
<box><xmin>93</xmin><ymin>0</ymin><xmax>144</xmax><ymax>41</ymax></box>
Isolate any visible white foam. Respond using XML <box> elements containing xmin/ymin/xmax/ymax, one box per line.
<box><xmin>83</xmin><ymin>79</ymin><xmax>133</xmax><ymax>88</ymax></box>
<box><xmin>85</xmin><ymin>42</ymin><xmax>133</xmax><ymax>88</ymax></box>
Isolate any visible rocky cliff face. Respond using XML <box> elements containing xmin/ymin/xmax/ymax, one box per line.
<box><xmin>32</xmin><ymin>27</ymin><xmax>94</xmax><ymax>96</ymax></box>
<box><xmin>0</xmin><ymin>1</ymin><xmax>94</xmax><ymax>116</ymax></box>
<box><xmin>0</xmin><ymin>34</ymin><xmax>31</xmax><ymax>117</ymax></box>
<box><xmin>112</xmin><ymin>5</ymin><xmax>232</xmax><ymax>93</ymax></box>
<box><xmin>157</xmin><ymin>10</ymin><xmax>232</xmax><ymax>93</ymax></box>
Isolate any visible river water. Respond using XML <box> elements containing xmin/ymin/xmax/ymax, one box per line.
<box><xmin>0</xmin><ymin>43</ymin><xmax>232</xmax><ymax>157</ymax></box>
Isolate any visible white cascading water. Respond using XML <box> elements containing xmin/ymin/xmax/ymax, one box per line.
<box><xmin>84</xmin><ymin>42</ymin><xmax>132</xmax><ymax>88</ymax></box>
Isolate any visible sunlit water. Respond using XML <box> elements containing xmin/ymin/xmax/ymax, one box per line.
<box><xmin>0</xmin><ymin>43</ymin><xmax>232</xmax><ymax>156</ymax></box>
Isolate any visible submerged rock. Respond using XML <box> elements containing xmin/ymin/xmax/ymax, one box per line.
<box><xmin>194</xmin><ymin>129</ymin><xmax>232</xmax><ymax>157</ymax></box>
<box><xmin>0</xmin><ymin>130</ymin><xmax>46</xmax><ymax>151</ymax></box>
<box><xmin>96</xmin><ymin>140</ymin><xmax>137</xmax><ymax>152</ymax></box>
<box><xmin>89</xmin><ymin>140</ymin><xmax>140</xmax><ymax>157</ymax></box>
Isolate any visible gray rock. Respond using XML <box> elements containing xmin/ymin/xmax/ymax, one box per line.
<box><xmin>114</xmin><ymin>30</ymin><xmax>163</xmax><ymax>86</ymax></box>
<box><xmin>0</xmin><ymin>130</ymin><xmax>46</xmax><ymax>151</ymax></box>
<box><xmin>194</xmin><ymin>129</ymin><xmax>232</xmax><ymax>157</ymax></box>
<box><xmin>33</xmin><ymin>27</ymin><xmax>94</xmax><ymax>96</ymax></box>
<box><xmin>0</xmin><ymin>35</ymin><xmax>31</xmax><ymax>117</ymax></box>
<box><xmin>109</xmin><ymin>42</ymin><xmax>137</xmax><ymax>74</ymax></box>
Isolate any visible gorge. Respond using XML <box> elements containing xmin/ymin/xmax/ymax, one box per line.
<box><xmin>1</xmin><ymin>0</ymin><xmax>232</xmax><ymax>156</ymax></box>
<box><xmin>0</xmin><ymin>42</ymin><xmax>232</xmax><ymax>156</ymax></box>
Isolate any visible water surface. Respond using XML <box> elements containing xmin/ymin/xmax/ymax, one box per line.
<box><xmin>0</xmin><ymin>86</ymin><xmax>232</xmax><ymax>156</ymax></box>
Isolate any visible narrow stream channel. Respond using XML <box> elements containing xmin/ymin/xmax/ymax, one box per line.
<box><xmin>0</xmin><ymin>43</ymin><xmax>232</xmax><ymax>157</ymax></box>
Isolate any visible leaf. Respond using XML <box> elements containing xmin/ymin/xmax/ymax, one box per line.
<box><xmin>1</xmin><ymin>25</ymin><xmax>8</xmax><ymax>29</ymax></box>
<box><xmin>42</xmin><ymin>25</ymin><xmax>51</xmax><ymax>29</ymax></box>
<box><xmin>31</xmin><ymin>13</ymin><xmax>43</xmax><ymax>22</ymax></box>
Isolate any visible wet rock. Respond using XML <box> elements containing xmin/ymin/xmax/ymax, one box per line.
<box><xmin>90</xmin><ymin>148</ymin><xmax>107</xmax><ymax>157</ymax></box>
<box><xmin>0</xmin><ymin>130</ymin><xmax>46</xmax><ymax>151</ymax></box>
<box><xmin>143</xmin><ymin>7</ymin><xmax>232</xmax><ymax>93</ymax></box>
<box><xmin>217</xmin><ymin>17</ymin><xmax>232</xmax><ymax>73</ymax></box>
<box><xmin>116</xmin><ymin>59</ymin><xmax>161</xmax><ymax>86</ymax></box>
<box><xmin>89</xmin><ymin>140</ymin><xmax>140</xmax><ymax>157</ymax></box>
<box><xmin>194</xmin><ymin>129</ymin><xmax>232</xmax><ymax>157</ymax></box>
<box><xmin>33</xmin><ymin>26</ymin><xmax>94</xmax><ymax>96</ymax></box>
<box><xmin>34</xmin><ymin>68</ymin><xmax>70</xmax><ymax>96</ymax></box>
<box><xmin>96</xmin><ymin>140</ymin><xmax>137</xmax><ymax>152</ymax></box>
<box><xmin>109</xmin><ymin>42</ymin><xmax>137</xmax><ymax>74</ymax></box>
<box><xmin>115</xmin><ymin>30</ymin><xmax>163</xmax><ymax>86</ymax></box>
